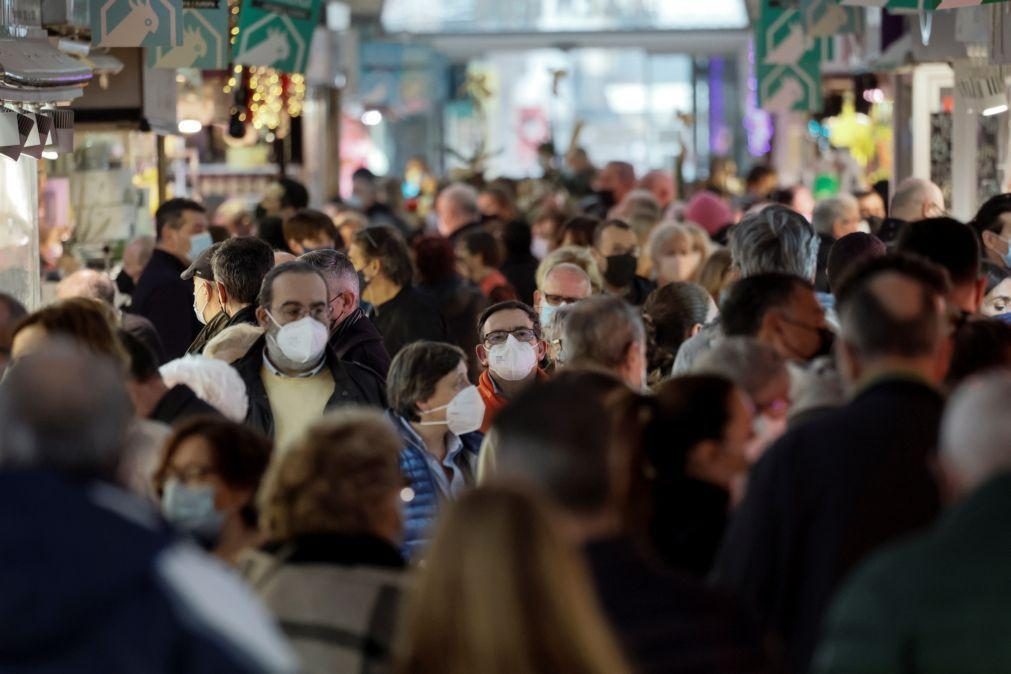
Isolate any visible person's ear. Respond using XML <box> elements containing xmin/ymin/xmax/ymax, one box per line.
<box><xmin>689</xmin><ymin>322</ymin><xmax>703</xmax><ymax>338</ymax></box>
<box><xmin>533</xmin><ymin>289</ymin><xmax>543</xmax><ymax>311</ymax></box>
<box><xmin>216</xmin><ymin>281</ymin><xmax>229</xmax><ymax>309</ymax></box>
<box><xmin>535</xmin><ymin>339</ymin><xmax>547</xmax><ymax>362</ymax></box>
<box><xmin>981</xmin><ymin>230</ymin><xmax>1001</xmax><ymax>254</ymax></box>
<box><xmin>476</xmin><ymin>343</ymin><xmax>489</xmax><ymax>367</ymax></box>
<box><xmin>255</xmin><ymin>306</ymin><xmax>269</xmax><ymax>329</ymax></box>
<box><xmin>973</xmin><ymin>277</ymin><xmax>987</xmax><ymax>313</ymax></box>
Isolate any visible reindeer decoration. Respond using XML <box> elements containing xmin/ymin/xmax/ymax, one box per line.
<box><xmin>97</xmin><ymin>0</ymin><xmax>160</xmax><ymax>47</ymax></box>
<box><xmin>235</xmin><ymin>27</ymin><xmax>290</xmax><ymax>67</ymax></box>
<box><xmin>154</xmin><ymin>24</ymin><xmax>208</xmax><ymax>68</ymax></box>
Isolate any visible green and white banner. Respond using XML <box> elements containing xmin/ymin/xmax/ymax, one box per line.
<box><xmin>231</xmin><ymin>0</ymin><xmax>322</xmax><ymax>73</ymax></box>
<box><xmin>756</xmin><ymin>0</ymin><xmax>824</xmax><ymax>112</ymax></box>
<box><xmin>90</xmin><ymin>0</ymin><xmax>183</xmax><ymax>48</ymax></box>
<box><xmin>149</xmin><ymin>0</ymin><xmax>230</xmax><ymax>69</ymax></box>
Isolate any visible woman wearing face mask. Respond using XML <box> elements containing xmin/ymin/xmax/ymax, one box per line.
<box><xmin>154</xmin><ymin>417</ymin><xmax>272</xmax><ymax>564</ymax></box>
<box><xmin>646</xmin><ymin>222</ymin><xmax>711</xmax><ymax>288</ymax></box>
<box><xmin>620</xmin><ymin>375</ymin><xmax>755</xmax><ymax>578</ymax></box>
<box><xmin>386</xmin><ymin>341</ymin><xmax>485</xmax><ymax>560</ymax></box>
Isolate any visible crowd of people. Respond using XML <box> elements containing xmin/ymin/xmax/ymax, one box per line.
<box><xmin>1</xmin><ymin>157</ymin><xmax>1011</xmax><ymax>674</ymax></box>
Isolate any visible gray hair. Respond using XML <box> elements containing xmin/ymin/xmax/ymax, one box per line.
<box><xmin>941</xmin><ymin>372</ymin><xmax>1011</xmax><ymax>489</ymax></box>
<box><xmin>563</xmin><ymin>295</ymin><xmax>645</xmax><ymax>370</ymax></box>
<box><xmin>56</xmin><ymin>269</ymin><xmax>116</xmax><ymax>307</ymax></box>
<box><xmin>543</xmin><ymin>301</ymin><xmax>577</xmax><ymax>367</ymax></box>
<box><xmin>440</xmin><ymin>183</ymin><xmax>480</xmax><ymax>220</ymax></box>
<box><xmin>729</xmin><ymin>205</ymin><xmax>820</xmax><ymax>281</ymax></box>
<box><xmin>646</xmin><ymin>222</ymin><xmax>710</xmax><ymax>269</ymax></box>
<box><xmin>692</xmin><ymin>337</ymin><xmax>788</xmax><ymax>399</ymax></box>
<box><xmin>0</xmin><ymin>340</ymin><xmax>131</xmax><ymax>477</ymax></box>
<box><xmin>812</xmin><ymin>195</ymin><xmax>858</xmax><ymax>237</ymax></box>
<box><xmin>300</xmin><ymin>248</ymin><xmax>360</xmax><ymax>299</ymax></box>
<box><xmin>890</xmin><ymin>178</ymin><xmax>940</xmax><ymax>222</ymax></box>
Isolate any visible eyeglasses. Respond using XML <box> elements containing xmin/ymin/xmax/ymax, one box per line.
<box><xmin>542</xmin><ymin>293</ymin><xmax>584</xmax><ymax>306</ymax></box>
<box><xmin>276</xmin><ymin>303</ymin><xmax>332</xmax><ymax>323</ymax></box>
<box><xmin>162</xmin><ymin>464</ymin><xmax>217</xmax><ymax>486</ymax></box>
<box><xmin>483</xmin><ymin>327</ymin><xmax>538</xmax><ymax>346</ymax></box>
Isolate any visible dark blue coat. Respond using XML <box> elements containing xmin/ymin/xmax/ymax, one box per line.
<box><xmin>130</xmin><ymin>249</ymin><xmax>201</xmax><ymax>361</ymax></box>
<box><xmin>389</xmin><ymin>413</ymin><xmax>482</xmax><ymax>559</ymax></box>
<box><xmin>0</xmin><ymin>471</ymin><xmax>296</xmax><ymax>673</ymax></box>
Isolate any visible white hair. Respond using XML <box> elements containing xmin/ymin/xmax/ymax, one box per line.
<box><xmin>811</xmin><ymin>194</ymin><xmax>858</xmax><ymax>237</ymax></box>
<box><xmin>159</xmin><ymin>356</ymin><xmax>249</xmax><ymax>422</ymax></box>
<box><xmin>441</xmin><ymin>183</ymin><xmax>480</xmax><ymax>219</ymax></box>
<box><xmin>941</xmin><ymin>372</ymin><xmax>1011</xmax><ymax>489</ymax></box>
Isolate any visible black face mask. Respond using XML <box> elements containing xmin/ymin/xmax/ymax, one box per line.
<box><xmin>253</xmin><ymin>204</ymin><xmax>267</xmax><ymax>221</ymax></box>
<box><xmin>595</xmin><ymin>189</ymin><xmax>616</xmax><ymax>210</ymax></box>
<box><xmin>604</xmin><ymin>253</ymin><xmax>638</xmax><ymax>288</ymax></box>
<box><xmin>811</xmin><ymin>327</ymin><xmax>835</xmax><ymax>360</ymax></box>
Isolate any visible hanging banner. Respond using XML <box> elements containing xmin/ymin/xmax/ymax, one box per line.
<box><xmin>90</xmin><ymin>0</ymin><xmax>183</xmax><ymax>48</ymax></box>
<box><xmin>148</xmin><ymin>0</ymin><xmax>229</xmax><ymax>69</ymax></box>
<box><xmin>231</xmin><ymin>0</ymin><xmax>322</xmax><ymax>73</ymax></box>
<box><xmin>756</xmin><ymin>0</ymin><xmax>824</xmax><ymax>113</ymax></box>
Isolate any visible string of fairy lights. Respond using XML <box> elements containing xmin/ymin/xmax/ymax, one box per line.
<box><xmin>222</xmin><ymin>0</ymin><xmax>306</xmax><ymax>139</ymax></box>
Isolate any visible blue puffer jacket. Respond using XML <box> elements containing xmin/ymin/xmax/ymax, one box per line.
<box><xmin>389</xmin><ymin>413</ymin><xmax>482</xmax><ymax>560</ymax></box>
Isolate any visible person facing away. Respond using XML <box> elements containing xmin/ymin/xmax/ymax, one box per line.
<box><xmin>242</xmin><ymin>409</ymin><xmax>408</xmax><ymax>674</ymax></box>
<box><xmin>895</xmin><ymin>217</ymin><xmax>986</xmax><ymax>315</ymax></box>
<box><xmin>154</xmin><ymin>417</ymin><xmax>271</xmax><ymax>565</ymax></box>
<box><xmin>673</xmin><ymin>204</ymin><xmax>822</xmax><ymax>374</ymax></box>
<box><xmin>394</xmin><ymin>486</ymin><xmax>632</xmax><ymax>674</ymax></box>
<box><xmin>490</xmin><ymin>371</ymin><xmax>770</xmax><ymax>674</ymax></box>
<box><xmin>814</xmin><ymin>372</ymin><xmax>1011</xmax><ymax>674</ymax></box>
<box><xmin>300</xmin><ymin>248</ymin><xmax>391</xmax><ymax>377</ymax></box>
<box><xmin>712</xmin><ymin>253</ymin><xmax>954</xmax><ymax>674</ymax></box>
<box><xmin>57</xmin><ymin>267</ymin><xmax>167</xmax><ymax>364</ymax></box>
<box><xmin>622</xmin><ymin>375</ymin><xmax>754</xmax><ymax>578</ymax></box>
<box><xmin>877</xmin><ymin>177</ymin><xmax>945</xmax><ymax>243</ymax></box>
<box><xmin>132</xmin><ymin>198</ymin><xmax>211</xmax><ymax>360</ymax></box>
<box><xmin>231</xmin><ymin>261</ymin><xmax>386</xmax><ymax>448</ymax></box>
<box><xmin>474</xmin><ymin>300</ymin><xmax>549</xmax><ymax>432</ymax></box>
<box><xmin>592</xmin><ymin>219</ymin><xmax>656</xmax><ymax>306</ymax></box>
<box><xmin>435</xmin><ymin>183</ymin><xmax>484</xmax><ymax>244</ymax></box>
<box><xmin>211</xmin><ymin>235</ymin><xmax>277</xmax><ymax>332</ymax></box>
<box><xmin>386</xmin><ymin>341</ymin><xmax>485</xmax><ymax>559</ymax></box>
<box><xmin>563</xmin><ymin>294</ymin><xmax>650</xmax><ymax>392</ymax></box>
<box><xmin>0</xmin><ymin>342</ymin><xmax>297</xmax><ymax>673</ymax></box>
<box><xmin>349</xmin><ymin>226</ymin><xmax>448</xmax><ymax>359</ymax></box>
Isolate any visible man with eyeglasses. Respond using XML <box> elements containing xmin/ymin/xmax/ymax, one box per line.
<box><xmin>533</xmin><ymin>262</ymin><xmax>593</xmax><ymax>328</ymax></box>
<box><xmin>474</xmin><ymin>301</ymin><xmax>549</xmax><ymax>433</ymax></box>
<box><xmin>232</xmin><ymin>261</ymin><xmax>386</xmax><ymax>448</ymax></box>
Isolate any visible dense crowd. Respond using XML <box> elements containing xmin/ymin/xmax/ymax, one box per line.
<box><xmin>1</xmin><ymin>157</ymin><xmax>1011</xmax><ymax>674</ymax></box>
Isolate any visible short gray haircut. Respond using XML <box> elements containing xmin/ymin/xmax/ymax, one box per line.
<box><xmin>890</xmin><ymin>178</ymin><xmax>938</xmax><ymax>222</ymax></box>
<box><xmin>941</xmin><ymin>373</ymin><xmax>1011</xmax><ymax>488</ymax></box>
<box><xmin>692</xmin><ymin>337</ymin><xmax>788</xmax><ymax>399</ymax></box>
<box><xmin>56</xmin><ymin>269</ymin><xmax>116</xmax><ymax>307</ymax></box>
<box><xmin>812</xmin><ymin>195</ymin><xmax>858</xmax><ymax>237</ymax></box>
<box><xmin>440</xmin><ymin>183</ymin><xmax>480</xmax><ymax>220</ymax></box>
<box><xmin>300</xmin><ymin>248</ymin><xmax>359</xmax><ymax>299</ymax></box>
<box><xmin>160</xmin><ymin>355</ymin><xmax>249</xmax><ymax>422</ymax></box>
<box><xmin>563</xmin><ymin>295</ymin><xmax>645</xmax><ymax>370</ymax></box>
<box><xmin>0</xmin><ymin>340</ymin><xmax>131</xmax><ymax>477</ymax></box>
<box><xmin>729</xmin><ymin>205</ymin><xmax>820</xmax><ymax>281</ymax></box>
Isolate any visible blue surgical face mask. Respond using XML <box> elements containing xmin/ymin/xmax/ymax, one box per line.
<box><xmin>188</xmin><ymin>231</ymin><xmax>213</xmax><ymax>261</ymax></box>
<box><xmin>539</xmin><ymin>301</ymin><xmax>558</xmax><ymax>328</ymax></box>
<box><xmin>161</xmin><ymin>479</ymin><xmax>224</xmax><ymax>546</ymax></box>
<box><xmin>1000</xmin><ymin>237</ymin><xmax>1011</xmax><ymax>267</ymax></box>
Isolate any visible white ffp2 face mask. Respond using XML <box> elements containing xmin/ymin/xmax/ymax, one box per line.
<box><xmin>418</xmin><ymin>385</ymin><xmax>486</xmax><ymax>436</ymax></box>
<box><xmin>267</xmin><ymin>313</ymin><xmax>330</xmax><ymax>365</ymax></box>
<box><xmin>488</xmin><ymin>335</ymin><xmax>538</xmax><ymax>382</ymax></box>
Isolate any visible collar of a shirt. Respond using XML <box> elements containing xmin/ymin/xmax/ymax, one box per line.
<box><xmin>261</xmin><ymin>348</ymin><xmax>327</xmax><ymax>379</ymax></box>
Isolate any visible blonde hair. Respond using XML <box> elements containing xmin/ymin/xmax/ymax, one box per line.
<box><xmin>535</xmin><ymin>245</ymin><xmax>604</xmax><ymax>294</ymax></box>
<box><xmin>258</xmin><ymin>408</ymin><xmax>403</xmax><ymax>541</ymax></box>
<box><xmin>394</xmin><ymin>486</ymin><xmax>631</xmax><ymax>674</ymax></box>
<box><xmin>203</xmin><ymin>324</ymin><xmax>264</xmax><ymax>363</ymax></box>
<box><xmin>647</xmin><ymin>222</ymin><xmax>712</xmax><ymax>280</ymax></box>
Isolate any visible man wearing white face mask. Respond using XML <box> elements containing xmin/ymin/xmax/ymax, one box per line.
<box><xmin>474</xmin><ymin>301</ymin><xmax>548</xmax><ymax>433</ymax></box>
<box><xmin>133</xmin><ymin>198</ymin><xmax>211</xmax><ymax>360</ymax></box>
<box><xmin>232</xmin><ymin>262</ymin><xmax>386</xmax><ymax>449</ymax></box>
<box><xmin>386</xmin><ymin>341</ymin><xmax>485</xmax><ymax>558</ymax></box>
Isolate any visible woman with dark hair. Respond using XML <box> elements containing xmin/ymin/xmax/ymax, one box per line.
<box><xmin>348</xmin><ymin>226</ymin><xmax>448</xmax><ymax>358</ymax></box>
<box><xmin>945</xmin><ymin>317</ymin><xmax>1011</xmax><ymax>389</ymax></box>
<box><xmin>11</xmin><ymin>297</ymin><xmax>127</xmax><ymax>367</ymax></box>
<box><xmin>642</xmin><ymin>282</ymin><xmax>716</xmax><ymax>381</ymax></box>
<box><xmin>982</xmin><ymin>262</ymin><xmax>1011</xmax><ymax>317</ymax></box>
<box><xmin>153</xmin><ymin>417</ymin><xmax>272</xmax><ymax>564</ymax></box>
<box><xmin>457</xmin><ymin>230</ymin><xmax>516</xmax><ymax>301</ymax></box>
<box><xmin>556</xmin><ymin>215</ymin><xmax>601</xmax><ymax>249</ymax></box>
<box><xmin>622</xmin><ymin>375</ymin><xmax>754</xmax><ymax>576</ymax></box>
<box><xmin>386</xmin><ymin>341</ymin><xmax>485</xmax><ymax>558</ymax></box>
<box><xmin>414</xmin><ymin>235</ymin><xmax>486</xmax><ymax>380</ymax></box>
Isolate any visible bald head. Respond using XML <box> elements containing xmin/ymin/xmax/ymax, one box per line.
<box><xmin>941</xmin><ymin>373</ymin><xmax>1011</xmax><ymax>493</ymax></box>
<box><xmin>639</xmin><ymin>170</ymin><xmax>676</xmax><ymax>209</ymax></box>
<box><xmin>0</xmin><ymin>341</ymin><xmax>132</xmax><ymax>478</ymax></box>
<box><xmin>537</xmin><ymin>262</ymin><xmax>593</xmax><ymax>310</ymax></box>
<box><xmin>57</xmin><ymin>269</ymin><xmax>116</xmax><ymax>307</ymax></box>
<box><xmin>835</xmin><ymin>254</ymin><xmax>950</xmax><ymax>379</ymax></box>
<box><xmin>890</xmin><ymin>178</ymin><xmax>945</xmax><ymax>223</ymax></box>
